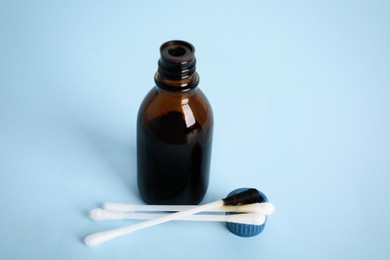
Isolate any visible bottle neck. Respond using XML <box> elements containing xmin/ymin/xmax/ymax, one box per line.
<box><xmin>154</xmin><ymin>40</ymin><xmax>199</xmax><ymax>92</ymax></box>
<box><xmin>154</xmin><ymin>72</ymin><xmax>199</xmax><ymax>91</ymax></box>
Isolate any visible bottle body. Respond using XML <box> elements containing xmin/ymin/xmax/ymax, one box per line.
<box><xmin>137</xmin><ymin>87</ymin><xmax>213</xmax><ymax>205</ymax></box>
<box><xmin>137</xmin><ymin>40</ymin><xmax>213</xmax><ymax>205</ymax></box>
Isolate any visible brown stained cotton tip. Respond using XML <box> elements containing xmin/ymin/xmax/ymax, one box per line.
<box><xmin>222</xmin><ymin>188</ymin><xmax>261</xmax><ymax>206</ymax></box>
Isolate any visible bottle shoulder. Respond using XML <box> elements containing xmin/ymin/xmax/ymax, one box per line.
<box><xmin>138</xmin><ymin>86</ymin><xmax>213</xmax><ymax>127</ymax></box>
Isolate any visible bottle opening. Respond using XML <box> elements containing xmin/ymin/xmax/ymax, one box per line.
<box><xmin>168</xmin><ymin>46</ymin><xmax>187</xmax><ymax>57</ymax></box>
<box><xmin>160</xmin><ymin>40</ymin><xmax>195</xmax><ymax>63</ymax></box>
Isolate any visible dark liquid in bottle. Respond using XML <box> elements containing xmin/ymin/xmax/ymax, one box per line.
<box><xmin>137</xmin><ymin>111</ymin><xmax>212</xmax><ymax>205</ymax></box>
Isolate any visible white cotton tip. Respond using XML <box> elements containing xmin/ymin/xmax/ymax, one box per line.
<box><xmin>227</xmin><ymin>202</ymin><xmax>274</xmax><ymax>215</ymax></box>
<box><xmin>260</xmin><ymin>202</ymin><xmax>275</xmax><ymax>215</ymax></box>
<box><xmin>90</xmin><ymin>209</ymin><xmax>125</xmax><ymax>221</ymax></box>
<box><xmin>84</xmin><ymin>228</ymin><xmax>130</xmax><ymax>246</ymax></box>
<box><xmin>84</xmin><ymin>235</ymin><xmax>99</xmax><ymax>247</ymax></box>
<box><xmin>226</xmin><ymin>213</ymin><xmax>266</xmax><ymax>225</ymax></box>
<box><xmin>84</xmin><ymin>233</ymin><xmax>109</xmax><ymax>247</ymax></box>
<box><xmin>90</xmin><ymin>209</ymin><xmax>103</xmax><ymax>221</ymax></box>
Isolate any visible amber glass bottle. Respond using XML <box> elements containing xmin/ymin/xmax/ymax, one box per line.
<box><xmin>137</xmin><ymin>40</ymin><xmax>213</xmax><ymax>205</ymax></box>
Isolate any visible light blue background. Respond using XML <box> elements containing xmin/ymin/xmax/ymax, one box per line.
<box><xmin>1</xmin><ymin>0</ymin><xmax>389</xmax><ymax>259</ymax></box>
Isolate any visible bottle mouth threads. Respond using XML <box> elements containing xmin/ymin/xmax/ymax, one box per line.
<box><xmin>156</xmin><ymin>40</ymin><xmax>199</xmax><ymax>90</ymax></box>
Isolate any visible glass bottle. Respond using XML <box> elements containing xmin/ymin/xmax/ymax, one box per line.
<box><xmin>137</xmin><ymin>40</ymin><xmax>213</xmax><ymax>205</ymax></box>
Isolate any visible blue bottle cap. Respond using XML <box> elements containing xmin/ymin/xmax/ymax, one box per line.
<box><xmin>226</xmin><ymin>187</ymin><xmax>268</xmax><ymax>237</ymax></box>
